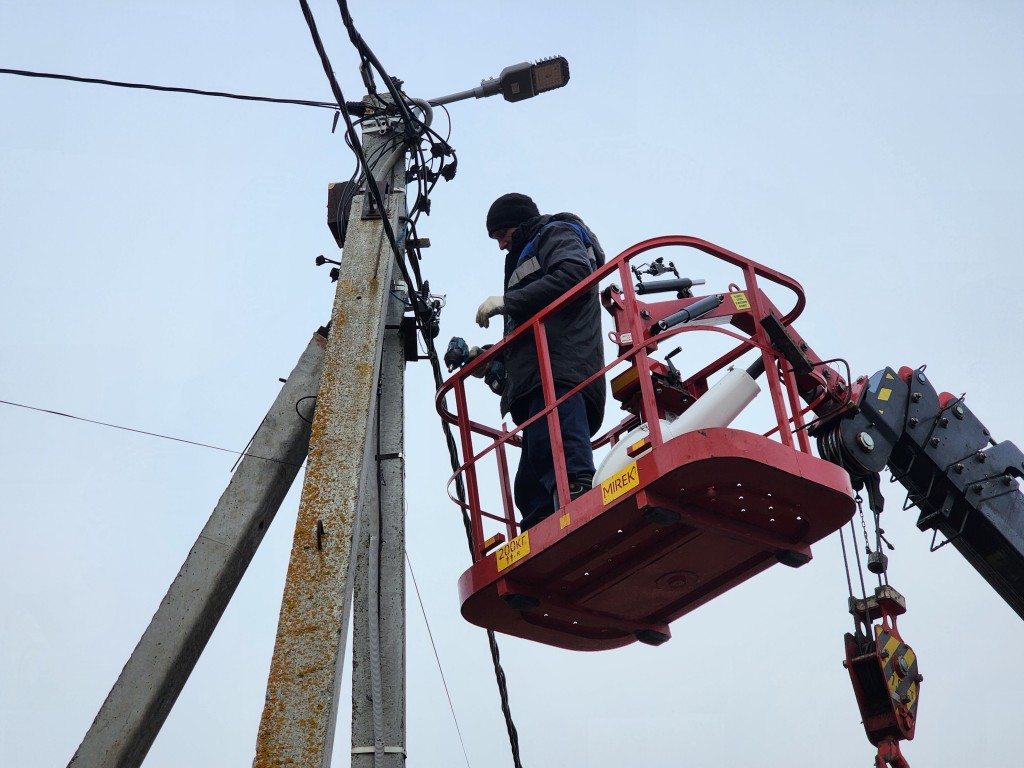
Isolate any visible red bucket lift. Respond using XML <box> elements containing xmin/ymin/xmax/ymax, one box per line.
<box><xmin>436</xmin><ymin>236</ymin><xmax>857</xmax><ymax>651</ymax></box>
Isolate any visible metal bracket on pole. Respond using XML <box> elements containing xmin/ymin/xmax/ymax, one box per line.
<box><xmin>351</xmin><ymin>747</ymin><xmax>407</xmax><ymax>756</ymax></box>
<box><xmin>362</xmin><ymin>177</ymin><xmax>390</xmax><ymax>219</ymax></box>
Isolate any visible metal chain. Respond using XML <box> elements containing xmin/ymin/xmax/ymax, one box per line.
<box><xmin>856</xmin><ymin>493</ymin><xmax>871</xmax><ymax>554</ymax></box>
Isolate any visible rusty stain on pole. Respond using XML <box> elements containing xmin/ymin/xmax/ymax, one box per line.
<box><xmin>254</xmin><ymin>136</ymin><xmax>406</xmax><ymax>766</ymax></box>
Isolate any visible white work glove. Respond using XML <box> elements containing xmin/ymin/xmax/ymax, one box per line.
<box><xmin>475</xmin><ymin>295</ymin><xmax>505</xmax><ymax>328</ymax></box>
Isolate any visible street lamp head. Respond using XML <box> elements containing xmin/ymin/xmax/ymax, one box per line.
<box><xmin>493</xmin><ymin>56</ymin><xmax>571</xmax><ymax>103</ymax></box>
<box><xmin>428</xmin><ymin>56</ymin><xmax>571</xmax><ymax>107</ymax></box>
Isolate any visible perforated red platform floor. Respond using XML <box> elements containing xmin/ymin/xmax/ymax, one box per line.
<box><xmin>458</xmin><ymin>427</ymin><xmax>856</xmax><ymax>651</ymax></box>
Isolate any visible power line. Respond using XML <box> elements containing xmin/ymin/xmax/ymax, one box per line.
<box><xmin>0</xmin><ymin>67</ymin><xmax>339</xmax><ymax>110</ymax></box>
<box><xmin>406</xmin><ymin>549</ymin><xmax>473</xmax><ymax>768</ymax></box>
<box><xmin>297</xmin><ymin>4</ymin><xmax>524</xmax><ymax>762</ymax></box>
<box><xmin>0</xmin><ymin>397</ymin><xmax>303</xmax><ymax>467</ymax></box>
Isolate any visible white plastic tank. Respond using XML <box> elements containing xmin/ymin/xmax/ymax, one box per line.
<box><xmin>594</xmin><ymin>366</ymin><xmax>762</xmax><ymax>483</ymax></box>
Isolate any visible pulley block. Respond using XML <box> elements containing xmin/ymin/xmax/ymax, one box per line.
<box><xmin>844</xmin><ymin>586</ymin><xmax>922</xmax><ymax>766</ymax></box>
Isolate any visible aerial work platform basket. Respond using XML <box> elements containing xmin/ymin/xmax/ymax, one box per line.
<box><xmin>436</xmin><ymin>236</ymin><xmax>856</xmax><ymax>651</ymax></box>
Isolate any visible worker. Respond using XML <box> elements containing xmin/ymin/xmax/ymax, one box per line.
<box><xmin>475</xmin><ymin>192</ymin><xmax>607</xmax><ymax>530</ymax></box>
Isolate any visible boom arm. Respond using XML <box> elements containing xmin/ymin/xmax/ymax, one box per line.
<box><xmin>606</xmin><ymin>252</ymin><xmax>1024</xmax><ymax>620</ymax></box>
<box><xmin>813</xmin><ymin>365</ymin><xmax>1024</xmax><ymax>620</ymax></box>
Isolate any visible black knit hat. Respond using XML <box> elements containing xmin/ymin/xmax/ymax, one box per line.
<box><xmin>486</xmin><ymin>193</ymin><xmax>540</xmax><ymax>235</ymax></box>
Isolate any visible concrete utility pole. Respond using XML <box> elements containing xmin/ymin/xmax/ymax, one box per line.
<box><xmin>66</xmin><ymin>56</ymin><xmax>568</xmax><ymax>765</ymax></box>
<box><xmin>68</xmin><ymin>331</ymin><xmax>327</xmax><ymax>768</ymax></box>
<box><xmin>253</xmin><ymin>124</ymin><xmax>408</xmax><ymax>767</ymax></box>
<box><xmin>351</xmin><ymin>285</ymin><xmax>406</xmax><ymax>767</ymax></box>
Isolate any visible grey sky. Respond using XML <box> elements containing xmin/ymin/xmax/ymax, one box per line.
<box><xmin>3</xmin><ymin>2</ymin><xmax>1024</xmax><ymax>767</ymax></box>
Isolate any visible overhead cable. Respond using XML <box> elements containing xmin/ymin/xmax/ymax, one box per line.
<box><xmin>0</xmin><ymin>67</ymin><xmax>339</xmax><ymax>110</ymax></box>
<box><xmin>298</xmin><ymin>4</ymin><xmax>523</xmax><ymax>763</ymax></box>
<box><xmin>0</xmin><ymin>397</ymin><xmax>302</xmax><ymax>467</ymax></box>
<box><xmin>297</xmin><ymin>0</ymin><xmax>406</xmax><ymax>286</ymax></box>
<box><xmin>406</xmin><ymin>549</ymin><xmax>473</xmax><ymax>768</ymax></box>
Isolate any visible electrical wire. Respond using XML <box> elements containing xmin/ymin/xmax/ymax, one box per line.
<box><xmin>19</xmin><ymin>12</ymin><xmax>496</xmax><ymax>759</ymax></box>
<box><xmin>400</xmin><ymin>155</ymin><xmax>523</xmax><ymax>768</ymax></box>
<box><xmin>395</xmin><ymin>160</ymin><xmax>523</xmax><ymax>767</ymax></box>
<box><xmin>0</xmin><ymin>397</ymin><xmax>303</xmax><ymax>467</ymax></box>
<box><xmin>0</xmin><ymin>67</ymin><xmax>339</xmax><ymax>110</ymax></box>
<box><xmin>333</xmin><ymin>0</ymin><xmax>457</xmax><ymax>228</ymax></box>
<box><xmin>295</xmin><ymin>395</ymin><xmax>318</xmax><ymax>425</ymax></box>
<box><xmin>335</xmin><ymin>0</ymin><xmax>416</xmax><ymax>127</ymax></box>
<box><xmin>406</xmin><ymin>549</ymin><xmax>473</xmax><ymax>768</ymax></box>
<box><xmin>299</xmin><ymin>4</ymin><xmax>523</xmax><ymax>762</ymax></box>
<box><xmin>297</xmin><ymin>0</ymin><xmax>406</xmax><ymax>286</ymax></box>
<box><xmin>415</xmin><ymin>302</ymin><xmax>525</xmax><ymax>768</ymax></box>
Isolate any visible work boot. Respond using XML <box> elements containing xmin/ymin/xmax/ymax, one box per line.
<box><xmin>553</xmin><ymin>474</ymin><xmax>593</xmax><ymax>509</ymax></box>
<box><xmin>569</xmin><ymin>473</ymin><xmax>593</xmax><ymax>501</ymax></box>
<box><xmin>519</xmin><ymin>499</ymin><xmax>556</xmax><ymax>532</ymax></box>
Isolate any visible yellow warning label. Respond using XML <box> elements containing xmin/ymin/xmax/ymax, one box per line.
<box><xmin>877</xmin><ymin>387</ymin><xmax>892</xmax><ymax>402</ymax></box>
<box><xmin>601</xmin><ymin>461</ymin><xmax>640</xmax><ymax>505</ymax></box>
<box><xmin>495</xmin><ymin>531</ymin><xmax>530</xmax><ymax>572</ymax></box>
<box><xmin>559</xmin><ymin>513</ymin><xmax>571</xmax><ymax>530</ymax></box>
<box><xmin>731</xmin><ymin>292</ymin><xmax>751</xmax><ymax>310</ymax></box>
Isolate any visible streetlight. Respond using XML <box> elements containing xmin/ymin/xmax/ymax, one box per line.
<box><xmin>429</xmin><ymin>56</ymin><xmax>570</xmax><ymax>106</ymax></box>
<box><xmin>327</xmin><ymin>56</ymin><xmax>570</xmax><ymax>248</ymax></box>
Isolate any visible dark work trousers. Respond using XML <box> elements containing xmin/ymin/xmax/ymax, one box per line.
<box><xmin>515</xmin><ymin>385</ymin><xmax>596</xmax><ymax>530</ymax></box>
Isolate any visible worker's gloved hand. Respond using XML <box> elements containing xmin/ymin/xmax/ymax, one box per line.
<box><xmin>475</xmin><ymin>295</ymin><xmax>505</xmax><ymax>328</ymax></box>
<box><xmin>467</xmin><ymin>346</ymin><xmax>487</xmax><ymax>378</ymax></box>
<box><xmin>483</xmin><ymin>359</ymin><xmax>506</xmax><ymax>395</ymax></box>
<box><xmin>466</xmin><ymin>344</ymin><xmax>504</xmax><ymax>394</ymax></box>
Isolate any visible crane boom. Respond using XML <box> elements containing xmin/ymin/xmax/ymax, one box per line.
<box><xmin>814</xmin><ymin>365</ymin><xmax>1024</xmax><ymax>619</ymax></box>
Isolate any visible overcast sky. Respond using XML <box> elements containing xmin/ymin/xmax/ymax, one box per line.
<box><xmin>3</xmin><ymin>2</ymin><xmax>1024</xmax><ymax>767</ymax></box>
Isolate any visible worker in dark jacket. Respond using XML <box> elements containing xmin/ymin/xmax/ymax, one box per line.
<box><xmin>476</xmin><ymin>193</ymin><xmax>607</xmax><ymax>530</ymax></box>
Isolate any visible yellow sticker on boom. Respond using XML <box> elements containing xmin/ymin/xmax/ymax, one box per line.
<box><xmin>495</xmin><ymin>531</ymin><xmax>530</xmax><ymax>572</ymax></box>
<box><xmin>877</xmin><ymin>387</ymin><xmax>892</xmax><ymax>402</ymax></box>
<box><xmin>731</xmin><ymin>292</ymin><xmax>751</xmax><ymax>310</ymax></box>
<box><xmin>601</xmin><ymin>461</ymin><xmax>640</xmax><ymax>505</ymax></box>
